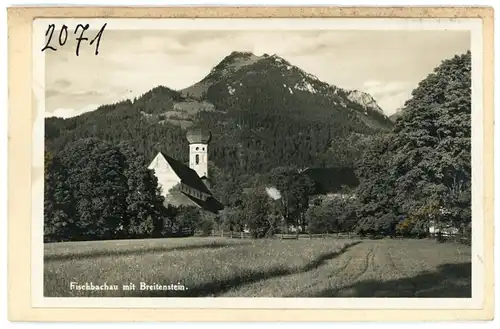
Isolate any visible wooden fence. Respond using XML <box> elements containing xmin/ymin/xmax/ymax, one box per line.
<box><xmin>195</xmin><ymin>231</ymin><xmax>360</xmax><ymax>240</ymax></box>
<box><xmin>195</xmin><ymin>230</ymin><xmax>470</xmax><ymax>245</ymax></box>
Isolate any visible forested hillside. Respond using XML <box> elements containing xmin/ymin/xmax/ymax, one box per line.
<box><xmin>45</xmin><ymin>51</ymin><xmax>392</xmax><ymax>183</ymax></box>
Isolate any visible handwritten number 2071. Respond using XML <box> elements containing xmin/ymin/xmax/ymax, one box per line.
<box><xmin>41</xmin><ymin>23</ymin><xmax>107</xmax><ymax>56</ymax></box>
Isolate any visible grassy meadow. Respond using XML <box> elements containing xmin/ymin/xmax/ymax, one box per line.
<box><xmin>44</xmin><ymin>237</ymin><xmax>471</xmax><ymax>297</ymax></box>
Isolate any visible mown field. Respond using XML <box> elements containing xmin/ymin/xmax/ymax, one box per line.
<box><xmin>44</xmin><ymin>237</ymin><xmax>471</xmax><ymax>297</ymax></box>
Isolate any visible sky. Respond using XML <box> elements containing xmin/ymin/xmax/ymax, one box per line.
<box><xmin>45</xmin><ymin>29</ymin><xmax>470</xmax><ymax>117</ymax></box>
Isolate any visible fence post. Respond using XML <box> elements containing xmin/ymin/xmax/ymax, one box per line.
<box><xmin>221</xmin><ymin>228</ymin><xmax>224</xmax><ymax>238</ymax></box>
<box><xmin>230</xmin><ymin>231</ymin><xmax>233</xmax><ymax>239</ymax></box>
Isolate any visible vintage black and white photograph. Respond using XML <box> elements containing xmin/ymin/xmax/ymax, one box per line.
<box><xmin>36</xmin><ymin>18</ymin><xmax>482</xmax><ymax>303</ymax></box>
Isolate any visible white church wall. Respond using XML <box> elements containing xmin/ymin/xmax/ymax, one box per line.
<box><xmin>147</xmin><ymin>153</ymin><xmax>181</xmax><ymax>197</ymax></box>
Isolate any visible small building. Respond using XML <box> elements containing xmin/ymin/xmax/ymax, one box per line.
<box><xmin>148</xmin><ymin>128</ymin><xmax>224</xmax><ymax>213</ymax></box>
<box><xmin>428</xmin><ymin>218</ymin><xmax>460</xmax><ymax>237</ymax></box>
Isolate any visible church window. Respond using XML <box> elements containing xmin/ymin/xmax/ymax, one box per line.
<box><xmin>196</xmin><ymin>147</ymin><xmax>199</xmax><ymax>151</ymax></box>
<box><xmin>202</xmin><ymin>147</ymin><xmax>205</xmax><ymax>151</ymax></box>
<box><xmin>195</xmin><ymin>154</ymin><xmax>199</xmax><ymax>164</ymax></box>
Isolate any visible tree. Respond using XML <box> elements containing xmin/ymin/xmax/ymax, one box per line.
<box><xmin>354</xmin><ymin>133</ymin><xmax>398</xmax><ymax>234</ymax></box>
<box><xmin>391</xmin><ymin>51</ymin><xmax>471</xmax><ymax>231</ymax></box>
<box><xmin>242</xmin><ymin>186</ymin><xmax>273</xmax><ymax>238</ymax></box>
<box><xmin>306</xmin><ymin>194</ymin><xmax>358</xmax><ymax>235</ymax></box>
<box><xmin>44</xmin><ymin>151</ymin><xmax>74</xmax><ymax>242</ymax></box>
<box><xmin>175</xmin><ymin>206</ymin><xmax>201</xmax><ymax>235</ymax></box>
<box><xmin>266</xmin><ymin>166</ymin><xmax>316</xmax><ymax>235</ymax></box>
<box><xmin>352</xmin><ymin>51</ymin><xmax>471</xmax><ymax>236</ymax></box>
<box><xmin>119</xmin><ymin>142</ymin><xmax>165</xmax><ymax>238</ymax></box>
<box><xmin>220</xmin><ymin>206</ymin><xmax>245</xmax><ymax>233</ymax></box>
<box><xmin>305</xmin><ymin>202</ymin><xmax>332</xmax><ymax>234</ymax></box>
<box><xmin>161</xmin><ymin>204</ymin><xmax>179</xmax><ymax>236</ymax></box>
<box><xmin>57</xmin><ymin>138</ymin><xmax>129</xmax><ymax>240</ymax></box>
<box><xmin>338</xmin><ymin>198</ymin><xmax>358</xmax><ymax>233</ymax></box>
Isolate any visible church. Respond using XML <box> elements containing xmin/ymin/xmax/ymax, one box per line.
<box><xmin>148</xmin><ymin>128</ymin><xmax>224</xmax><ymax>214</ymax></box>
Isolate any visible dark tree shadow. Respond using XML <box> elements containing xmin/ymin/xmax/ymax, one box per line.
<box><xmin>131</xmin><ymin>241</ymin><xmax>361</xmax><ymax>297</ymax></box>
<box><xmin>310</xmin><ymin>262</ymin><xmax>471</xmax><ymax>298</ymax></box>
<box><xmin>302</xmin><ymin>241</ymin><xmax>361</xmax><ymax>272</ymax></box>
<box><xmin>44</xmin><ymin>241</ymin><xmax>249</xmax><ymax>262</ymax></box>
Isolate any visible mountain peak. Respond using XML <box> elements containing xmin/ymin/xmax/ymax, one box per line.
<box><xmin>346</xmin><ymin>90</ymin><xmax>384</xmax><ymax>115</ymax></box>
<box><xmin>220</xmin><ymin>51</ymin><xmax>262</xmax><ymax>65</ymax></box>
<box><xmin>181</xmin><ymin>51</ymin><xmax>390</xmax><ymax>128</ymax></box>
<box><xmin>181</xmin><ymin>51</ymin><xmax>264</xmax><ymax>98</ymax></box>
<box><xmin>216</xmin><ymin>51</ymin><xmax>292</xmax><ymax>71</ymax></box>
<box><xmin>209</xmin><ymin>51</ymin><xmax>263</xmax><ymax>77</ymax></box>
<box><xmin>228</xmin><ymin>51</ymin><xmax>257</xmax><ymax>58</ymax></box>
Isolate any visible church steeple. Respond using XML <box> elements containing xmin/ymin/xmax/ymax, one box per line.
<box><xmin>186</xmin><ymin>128</ymin><xmax>211</xmax><ymax>179</ymax></box>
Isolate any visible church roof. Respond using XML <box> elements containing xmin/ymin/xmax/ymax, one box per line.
<box><xmin>160</xmin><ymin>152</ymin><xmax>212</xmax><ymax>195</ymax></box>
<box><xmin>184</xmin><ymin>194</ymin><xmax>224</xmax><ymax>214</ymax></box>
<box><xmin>163</xmin><ymin>185</ymin><xmax>223</xmax><ymax>214</ymax></box>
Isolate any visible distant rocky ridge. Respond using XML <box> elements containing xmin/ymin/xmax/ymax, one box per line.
<box><xmin>389</xmin><ymin>107</ymin><xmax>405</xmax><ymax>122</ymax></box>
